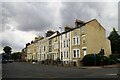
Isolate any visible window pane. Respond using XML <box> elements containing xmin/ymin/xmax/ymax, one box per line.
<box><xmin>67</xmin><ymin>51</ymin><xmax>68</xmax><ymax>58</ymax></box>
<box><xmin>77</xmin><ymin>50</ymin><xmax>79</xmax><ymax>57</ymax></box>
<box><xmin>65</xmin><ymin>33</ymin><xmax>67</xmax><ymax>38</ymax></box>
<box><xmin>77</xmin><ymin>37</ymin><xmax>79</xmax><ymax>44</ymax></box>
<box><xmin>74</xmin><ymin>50</ymin><xmax>76</xmax><ymax>57</ymax></box>
<box><xmin>64</xmin><ymin>41</ymin><xmax>65</xmax><ymax>47</ymax></box>
<box><xmin>67</xmin><ymin>40</ymin><xmax>68</xmax><ymax>47</ymax></box>
<box><xmin>73</xmin><ymin>38</ymin><xmax>75</xmax><ymax>45</ymax></box>
<box><xmin>64</xmin><ymin>51</ymin><xmax>65</xmax><ymax>58</ymax></box>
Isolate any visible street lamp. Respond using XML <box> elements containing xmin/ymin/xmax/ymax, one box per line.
<box><xmin>69</xmin><ymin>38</ymin><xmax>70</xmax><ymax>67</ymax></box>
<box><xmin>59</xmin><ymin>27</ymin><xmax>63</xmax><ymax>63</ymax></box>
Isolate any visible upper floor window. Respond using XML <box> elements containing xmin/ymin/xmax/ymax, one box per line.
<box><xmin>40</xmin><ymin>47</ymin><xmax>41</xmax><ymax>53</ymax></box>
<box><xmin>54</xmin><ymin>37</ymin><xmax>57</xmax><ymax>42</ymax></box>
<box><xmin>73</xmin><ymin>36</ymin><xmax>80</xmax><ymax>45</ymax></box>
<box><xmin>64</xmin><ymin>41</ymin><xmax>65</xmax><ymax>47</ymax></box>
<box><xmin>67</xmin><ymin>51</ymin><xmax>69</xmax><ymax>58</ymax></box>
<box><xmin>63</xmin><ymin>40</ymin><xmax>69</xmax><ymax>48</ymax></box>
<box><xmin>65</xmin><ymin>33</ymin><xmax>67</xmax><ymax>38</ymax></box>
<box><xmin>77</xmin><ymin>37</ymin><xmax>79</xmax><ymax>44</ymax></box>
<box><xmin>44</xmin><ymin>46</ymin><xmax>46</xmax><ymax>51</ymax></box>
<box><xmin>64</xmin><ymin>51</ymin><xmax>66</xmax><ymax>58</ymax></box>
<box><xmin>82</xmin><ymin>37</ymin><xmax>85</xmax><ymax>45</ymax></box>
<box><xmin>54</xmin><ymin>43</ymin><xmax>58</xmax><ymax>49</ymax></box>
<box><xmin>73</xmin><ymin>38</ymin><xmax>76</xmax><ymax>45</ymax></box>
<box><xmin>67</xmin><ymin>40</ymin><xmax>69</xmax><ymax>47</ymax></box>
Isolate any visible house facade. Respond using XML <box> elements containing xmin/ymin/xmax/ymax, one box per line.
<box><xmin>21</xmin><ymin>48</ymin><xmax>27</xmax><ymax>61</ymax></box>
<box><xmin>49</xmin><ymin>31</ymin><xmax>60</xmax><ymax>60</ymax></box>
<box><xmin>59</xmin><ymin>31</ymin><xmax>71</xmax><ymax>64</ymax></box>
<box><xmin>59</xmin><ymin>19</ymin><xmax>111</xmax><ymax>66</ymax></box>
<box><xmin>36</xmin><ymin>30</ymin><xmax>58</xmax><ymax>61</ymax></box>
<box><xmin>37</xmin><ymin>37</ymin><xmax>49</xmax><ymax>61</ymax></box>
<box><xmin>24</xmin><ymin>19</ymin><xmax>111</xmax><ymax>66</ymax></box>
<box><xmin>26</xmin><ymin>42</ymin><xmax>34</xmax><ymax>61</ymax></box>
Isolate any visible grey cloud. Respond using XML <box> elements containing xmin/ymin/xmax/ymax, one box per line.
<box><xmin>60</xmin><ymin>2</ymin><xmax>100</xmax><ymax>27</ymax></box>
<box><xmin>60</xmin><ymin>2</ymin><xmax>118</xmax><ymax>36</ymax></box>
<box><xmin>2</xmin><ymin>2</ymin><xmax>56</xmax><ymax>32</ymax></box>
<box><xmin>2</xmin><ymin>37</ymin><xmax>23</xmax><ymax>52</ymax></box>
<box><xmin>1</xmin><ymin>2</ymin><xmax>118</xmax><ymax>52</ymax></box>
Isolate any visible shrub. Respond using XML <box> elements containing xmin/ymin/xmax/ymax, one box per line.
<box><xmin>82</xmin><ymin>54</ymin><xmax>110</xmax><ymax>66</ymax></box>
<box><xmin>82</xmin><ymin>54</ymin><xmax>98</xmax><ymax>66</ymax></box>
<box><xmin>109</xmin><ymin>54</ymin><xmax>118</xmax><ymax>64</ymax></box>
<box><xmin>102</xmin><ymin>56</ymin><xmax>110</xmax><ymax>65</ymax></box>
<box><xmin>55</xmin><ymin>58</ymin><xmax>62</xmax><ymax>64</ymax></box>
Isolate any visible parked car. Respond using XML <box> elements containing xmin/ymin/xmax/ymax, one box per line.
<box><xmin>8</xmin><ymin>60</ymin><xmax>14</xmax><ymax>63</ymax></box>
<box><xmin>2</xmin><ymin>59</ymin><xmax>8</xmax><ymax>63</ymax></box>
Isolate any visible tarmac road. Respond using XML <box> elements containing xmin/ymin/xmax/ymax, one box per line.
<box><xmin>2</xmin><ymin>62</ymin><xmax>119</xmax><ymax>78</ymax></box>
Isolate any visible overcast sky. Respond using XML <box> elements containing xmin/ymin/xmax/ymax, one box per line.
<box><xmin>0</xmin><ymin>0</ymin><xmax>119</xmax><ymax>53</ymax></box>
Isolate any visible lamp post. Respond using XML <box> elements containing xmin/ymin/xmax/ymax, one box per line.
<box><xmin>69</xmin><ymin>38</ymin><xmax>70</xmax><ymax>67</ymax></box>
<box><xmin>59</xmin><ymin>27</ymin><xmax>63</xmax><ymax>63</ymax></box>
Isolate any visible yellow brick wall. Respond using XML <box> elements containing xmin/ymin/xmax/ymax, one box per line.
<box><xmin>85</xmin><ymin>20</ymin><xmax>111</xmax><ymax>56</ymax></box>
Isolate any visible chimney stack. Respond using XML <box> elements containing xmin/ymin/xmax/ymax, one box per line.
<box><xmin>75</xmin><ymin>19</ymin><xmax>85</xmax><ymax>28</ymax></box>
<box><xmin>46</xmin><ymin>30</ymin><xmax>55</xmax><ymax>37</ymax></box>
<box><xmin>64</xmin><ymin>25</ymin><xmax>73</xmax><ymax>31</ymax></box>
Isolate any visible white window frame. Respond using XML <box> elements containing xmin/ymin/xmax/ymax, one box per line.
<box><xmin>73</xmin><ymin>49</ymin><xmax>80</xmax><ymax>58</ymax></box>
<box><xmin>64</xmin><ymin>51</ymin><xmax>66</xmax><ymax>58</ymax></box>
<box><xmin>72</xmin><ymin>36</ymin><xmax>80</xmax><ymax>45</ymax></box>
<box><xmin>64</xmin><ymin>41</ymin><xmax>65</xmax><ymax>47</ymax></box>
<box><xmin>67</xmin><ymin>51</ymin><xmax>69</xmax><ymax>58</ymax></box>
<box><xmin>82</xmin><ymin>37</ymin><xmax>85</xmax><ymax>45</ymax></box>
<box><xmin>73</xmin><ymin>50</ymin><xmax>76</xmax><ymax>58</ymax></box>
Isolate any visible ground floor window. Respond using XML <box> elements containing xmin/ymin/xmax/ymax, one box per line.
<box><xmin>73</xmin><ymin>49</ymin><xmax>80</xmax><ymax>58</ymax></box>
<box><xmin>63</xmin><ymin>61</ymin><xmax>69</xmax><ymax>64</ymax></box>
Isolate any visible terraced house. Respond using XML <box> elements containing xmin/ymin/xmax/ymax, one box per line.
<box><xmin>37</xmin><ymin>30</ymin><xmax>59</xmax><ymax>61</ymax></box>
<box><xmin>24</xmin><ymin>19</ymin><xmax>111</xmax><ymax>66</ymax></box>
<box><xmin>49</xmin><ymin>31</ymin><xmax>60</xmax><ymax>60</ymax></box>
<box><xmin>26</xmin><ymin>41</ymin><xmax>37</xmax><ymax>61</ymax></box>
<box><xmin>37</xmin><ymin>37</ymin><xmax>49</xmax><ymax>61</ymax></box>
<box><xmin>59</xmin><ymin>19</ymin><xmax>111</xmax><ymax>66</ymax></box>
<box><xmin>59</xmin><ymin>26</ymin><xmax>72</xmax><ymax>64</ymax></box>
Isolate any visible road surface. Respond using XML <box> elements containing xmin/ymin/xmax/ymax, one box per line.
<box><xmin>2</xmin><ymin>62</ymin><xmax>119</xmax><ymax>78</ymax></box>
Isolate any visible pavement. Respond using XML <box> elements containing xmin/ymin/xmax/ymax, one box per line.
<box><xmin>77</xmin><ymin>63</ymin><xmax>120</xmax><ymax>69</ymax></box>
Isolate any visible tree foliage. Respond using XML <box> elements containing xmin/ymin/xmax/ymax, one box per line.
<box><xmin>108</xmin><ymin>28</ymin><xmax>120</xmax><ymax>54</ymax></box>
<box><xmin>10</xmin><ymin>52</ymin><xmax>21</xmax><ymax>60</ymax></box>
<box><xmin>3</xmin><ymin>46</ymin><xmax>12</xmax><ymax>54</ymax></box>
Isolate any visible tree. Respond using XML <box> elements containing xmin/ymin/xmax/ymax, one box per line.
<box><xmin>3</xmin><ymin>46</ymin><xmax>12</xmax><ymax>54</ymax></box>
<box><xmin>10</xmin><ymin>52</ymin><xmax>21</xmax><ymax>60</ymax></box>
<box><xmin>3</xmin><ymin>46</ymin><xmax>12</xmax><ymax>60</ymax></box>
<box><xmin>108</xmin><ymin>28</ymin><xmax>120</xmax><ymax>54</ymax></box>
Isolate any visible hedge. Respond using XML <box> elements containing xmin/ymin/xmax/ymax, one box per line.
<box><xmin>82</xmin><ymin>54</ymin><xmax>113</xmax><ymax>66</ymax></box>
